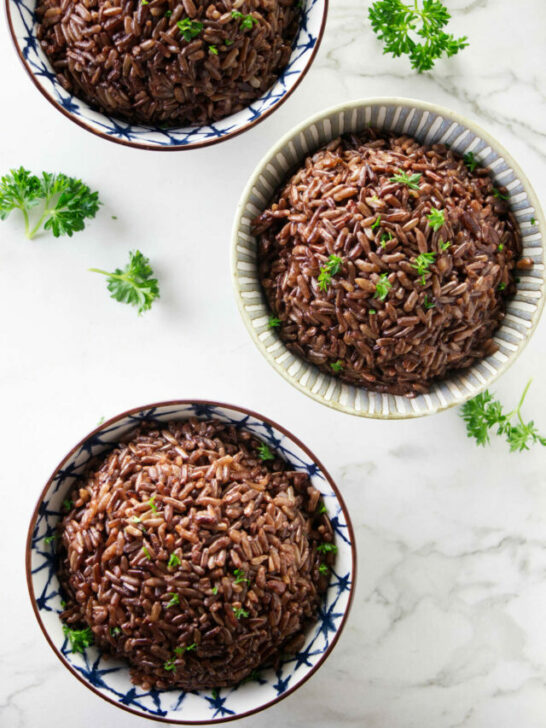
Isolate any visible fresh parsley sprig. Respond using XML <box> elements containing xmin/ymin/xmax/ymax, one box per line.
<box><xmin>257</xmin><ymin>442</ymin><xmax>274</xmax><ymax>461</ymax></box>
<box><xmin>389</xmin><ymin>169</ymin><xmax>422</xmax><ymax>190</ymax></box>
<box><xmin>427</xmin><ymin>208</ymin><xmax>445</xmax><ymax>231</ymax></box>
<box><xmin>177</xmin><ymin>18</ymin><xmax>203</xmax><ymax>40</ymax></box>
<box><xmin>460</xmin><ymin>381</ymin><xmax>546</xmax><ymax>452</ymax></box>
<box><xmin>90</xmin><ymin>250</ymin><xmax>160</xmax><ymax>315</ymax></box>
<box><xmin>318</xmin><ymin>254</ymin><xmax>343</xmax><ymax>292</ymax></box>
<box><xmin>374</xmin><ymin>273</ymin><xmax>392</xmax><ymax>301</ymax></box>
<box><xmin>0</xmin><ymin>167</ymin><xmax>100</xmax><ymax>239</ymax></box>
<box><xmin>63</xmin><ymin>625</ymin><xmax>94</xmax><ymax>653</ymax></box>
<box><xmin>232</xmin><ymin>10</ymin><xmax>257</xmax><ymax>29</ymax></box>
<box><xmin>368</xmin><ymin>0</ymin><xmax>469</xmax><ymax>73</ymax></box>
<box><xmin>412</xmin><ymin>252</ymin><xmax>436</xmax><ymax>284</ymax></box>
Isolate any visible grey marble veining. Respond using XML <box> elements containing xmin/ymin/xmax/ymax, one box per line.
<box><xmin>1</xmin><ymin>0</ymin><xmax>545</xmax><ymax>727</ymax></box>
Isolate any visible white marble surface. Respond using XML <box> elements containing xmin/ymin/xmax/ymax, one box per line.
<box><xmin>1</xmin><ymin>1</ymin><xmax>546</xmax><ymax>726</ymax></box>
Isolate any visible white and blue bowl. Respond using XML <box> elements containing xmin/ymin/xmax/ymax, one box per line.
<box><xmin>6</xmin><ymin>0</ymin><xmax>327</xmax><ymax>150</ymax></box>
<box><xmin>6</xmin><ymin>0</ymin><xmax>328</xmax><ymax>151</ymax></box>
<box><xmin>26</xmin><ymin>401</ymin><xmax>355</xmax><ymax>724</ymax></box>
<box><xmin>232</xmin><ymin>98</ymin><xmax>546</xmax><ymax>419</ymax></box>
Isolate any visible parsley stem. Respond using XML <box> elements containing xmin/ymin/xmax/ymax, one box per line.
<box><xmin>516</xmin><ymin>378</ymin><xmax>533</xmax><ymax>426</ymax></box>
<box><xmin>88</xmin><ymin>267</ymin><xmax>113</xmax><ymax>276</ymax></box>
<box><xmin>27</xmin><ymin>208</ymin><xmax>50</xmax><ymax>239</ymax></box>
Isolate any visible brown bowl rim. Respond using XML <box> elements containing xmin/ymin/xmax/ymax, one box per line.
<box><xmin>5</xmin><ymin>1</ymin><xmax>329</xmax><ymax>151</ymax></box>
<box><xmin>25</xmin><ymin>399</ymin><xmax>357</xmax><ymax>724</ymax></box>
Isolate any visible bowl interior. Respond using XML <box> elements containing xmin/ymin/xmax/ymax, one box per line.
<box><xmin>28</xmin><ymin>402</ymin><xmax>354</xmax><ymax>724</ymax></box>
<box><xmin>232</xmin><ymin>99</ymin><xmax>545</xmax><ymax>418</ymax></box>
<box><xmin>7</xmin><ymin>0</ymin><xmax>326</xmax><ymax>149</ymax></box>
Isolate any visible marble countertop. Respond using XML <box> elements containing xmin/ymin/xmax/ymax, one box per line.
<box><xmin>1</xmin><ymin>1</ymin><xmax>546</xmax><ymax>726</ymax></box>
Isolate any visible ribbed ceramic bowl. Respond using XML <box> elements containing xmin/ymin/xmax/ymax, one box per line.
<box><xmin>26</xmin><ymin>401</ymin><xmax>355</xmax><ymax>724</ymax></box>
<box><xmin>6</xmin><ymin>0</ymin><xmax>327</xmax><ymax>150</ymax></box>
<box><xmin>232</xmin><ymin>98</ymin><xmax>545</xmax><ymax>419</ymax></box>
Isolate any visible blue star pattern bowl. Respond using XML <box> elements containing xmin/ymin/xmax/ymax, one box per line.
<box><xmin>6</xmin><ymin>0</ymin><xmax>327</xmax><ymax>150</ymax></box>
<box><xmin>231</xmin><ymin>98</ymin><xmax>546</xmax><ymax>418</ymax></box>
<box><xmin>26</xmin><ymin>401</ymin><xmax>355</xmax><ymax>724</ymax></box>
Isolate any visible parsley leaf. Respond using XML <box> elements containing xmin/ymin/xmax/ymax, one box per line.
<box><xmin>374</xmin><ymin>273</ymin><xmax>392</xmax><ymax>301</ymax></box>
<box><xmin>317</xmin><ymin>542</ymin><xmax>338</xmax><ymax>554</ymax></box>
<box><xmin>330</xmin><ymin>360</ymin><xmax>344</xmax><ymax>373</ymax></box>
<box><xmin>149</xmin><ymin>496</ymin><xmax>158</xmax><ymax>513</ymax></box>
<box><xmin>463</xmin><ymin>152</ymin><xmax>479</xmax><ymax>172</ymax></box>
<box><xmin>427</xmin><ymin>207</ymin><xmax>445</xmax><ymax>231</ymax></box>
<box><xmin>257</xmin><ymin>442</ymin><xmax>274</xmax><ymax>461</ymax></box>
<box><xmin>177</xmin><ymin>18</ymin><xmax>203</xmax><ymax>41</ymax></box>
<box><xmin>460</xmin><ymin>380</ymin><xmax>546</xmax><ymax>452</ymax></box>
<box><xmin>318</xmin><ymin>254</ymin><xmax>343</xmax><ymax>292</ymax></box>
<box><xmin>168</xmin><ymin>553</ymin><xmax>181</xmax><ymax>569</ymax></box>
<box><xmin>368</xmin><ymin>0</ymin><xmax>468</xmax><ymax>72</ymax></box>
<box><xmin>89</xmin><ymin>250</ymin><xmax>160</xmax><ymax>315</ymax></box>
<box><xmin>389</xmin><ymin>169</ymin><xmax>422</xmax><ymax>190</ymax></box>
<box><xmin>231</xmin><ymin>10</ymin><xmax>257</xmax><ymax>29</ymax></box>
<box><xmin>164</xmin><ymin>659</ymin><xmax>177</xmax><ymax>672</ymax></box>
<box><xmin>233</xmin><ymin>569</ymin><xmax>250</xmax><ymax>585</ymax></box>
<box><xmin>0</xmin><ymin>167</ymin><xmax>100</xmax><ymax>239</ymax></box>
<box><xmin>166</xmin><ymin>593</ymin><xmax>180</xmax><ymax>608</ymax></box>
<box><xmin>232</xmin><ymin>606</ymin><xmax>249</xmax><ymax>619</ymax></box>
<box><xmin>412</xmin><ymin>252</ymin><xmax>436</xmax><ymax>284</ymax></box>
<box><xmin>268</xmin><ymin>315</ymin><xmax>281</xmax><ymax>328</ymax></box>
<box><xmin>63</xmin><ymin>625</ymin><xmax>94</xmax><ymax>653</ymax></box>
<box><xmin>318</xmin><ymin>563</ymin><xmax>329</xmax><ymax>575</ymax></box>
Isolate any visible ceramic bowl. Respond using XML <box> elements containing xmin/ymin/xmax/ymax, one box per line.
<box><xmin>6</xmin><ymin>0</ymin><xmax>327</xmax><ymax>151</ymax></box>
<box><xmin>231</xmin><ymin>97</ymin><xmax>545</xmax><ymax>419</ymax></box>
<box><xmin>26</xmin><ymin>401</ymin><xmax>355</xmax><ymax>724</ymax></box>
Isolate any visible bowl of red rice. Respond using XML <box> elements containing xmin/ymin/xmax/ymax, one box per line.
<box><xmin>231</xmin><ymin>98</ymin><xmax>545</xmax><ymax>418</ymax></box>
<box><xmin>26</xmin><ymin>400</ymin><xmax>355</xmax><ymax>723</ymax></box>
<box><xmin>6</xmin><ymin>0</ymin><xmax>327</xmax><ymax>150</ymax></box>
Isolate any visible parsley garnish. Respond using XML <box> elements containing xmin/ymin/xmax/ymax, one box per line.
<box><xmin>174</xmin><ymin>643</ymin><xmax>196</xmax><ymax>655</ymax></box>
<box><xmin>257</xmin><ymin>442</ymin><xmax>274</xmax><ymax>461</ymax></box>
<box><xmin>225</xmin><ymin>38</ymin><xmax>234</xmax><ymax>45</ymax></box>
<box><xmin>168</xmin><ymin>553</ymin><xmax>181</xmax><ymax>569</ymax></box>
<box><xmin>233</xmin><ymin>606</ymin><xmax>249</xmax><ymax>619</ymax></box>
<box><xmin>149</xmin><ymin>496</ymin><xmax>158</xmax><ymax>513</ymax></box>
<box><xmin>371</xmin><ymin>215</ymin><xmax>381</xmax><ymax>230</ymax></box>
<box><xmin>44</xmin><ymin>533</ymin><xmax>59</xmax><ymax>545</ymax></box>
<box><xmin>89</xmin><ymin>250</ymin><xmax>160</xmax><ymax>315</ymax></box>
<box><xmin>368</xmin><ymin>0</ymin><xmax>468</xmax><ymax>72</ymax></box>
<box><xmin>530</xmin><ymin>217</ymin><xmax>536</xmax><ymax>225</ymax></box>
<box><xmin>63</xmin><ymin>625</ymin><xmax>94</xmax><ymax>653</ymax></box>
<box><xmin>439</xmin><ymin>239</ymin><xmax>451</xmax><ymax>251</ymax></box>
<box><xmin>498</xmin><ymin>244</ymin><xmax>504</xmax><ymax>251</ymax></box>
<box><xmin>318</xmin><ymin>254</ymin><xmax>343</xmax><ymax>292</ymax></box>
<box><xmin>380</xmin><ymin>231</ymin><xmax>393</xmax><ymax>248</ymax></box>
<box><xmin>374</xmin><ymin>273</ymin><xmax>392</xmax><ymax>301</ymax></box>
<box><xmin>164</xmin><ymin>659</ymin><xmax>177</xmax><ymax>672</ymax></box>
<box><xmin>318</xmin><ymin>563</ymin><xmax>329</xmax><ymax>575</ymax></box>
<box><xmin>0</xmin><ymin>167</ymin><xmax>100</xmax><ymax>239</ymax></box>
<box><xmin>165</xmin><ymin>9</ymin><xmax>172</xmax><ymax>16</ymax></box>
<box><xmin>110</xmin><ymin>626</ymin><xmax>121</xmax><ymax>637</ymax></box>
<box><xmin>317</xmin><ymin>543</ymin><xmax>338</xmax><ymax>554</ymax></box>
<box><xmin>166</xmin><ymin>593</ymin><xmax>180</xmax><ymax>608</ymax></box>
<box><xmin>268</xmin><ymin>315</ymin><xmax>281</xmax><ymax>328</ymax></box>
<box><xmin>330</xmin><ymin>360</ymin><xmax>344</xmax><ymax>373</ymax></box>
<box><xmin>427</xmin><ymin>208</ymin><xmax>445</xmax><ymax>231</ymax></box>
<box><xmin>369</xmin><ymin>308</ymin><xmax>377</xmax><ymax>314</ymax></box>
<box><xmin>212</xmin><ymin>586</ymin><xmax>219</xmax><ymax>595</ymax></box>
<box><xmin>231</xmin><ymin>10</ymin><xmax>257</xmax><ymax>29</ymax></box>
<box><xmin>498</xmin><ymin>282</ymin><xmax>506</xmax><ymax>291</ymax></box>
<box><xmin>177</xmin><ymin>18</ymin><xmax>203</xmax><ymax>40</ymax></box>
<box><xmin>493</xmin><ymin>187</ymin><xmax>509</xmax><ymax>201</ymax></box>
<box><xmin>461</xmin><ymin>381</ymin><xmax>546</xmax><ymax>452</ymax></box>
<box><xmin>317</xmin><ymin>503</ymin><xmax>327</xmax><ymax>514</ymax></box>
<box><xmin>233</xmin><ymin>569</ymin><xmax>250</xmax><ymax>585</ymax></box>
<box><xmin>463</xmin><ymin>152</ymin><xmax>478</xmax><ymax>172</ymax></box>
<box><xmin>209</xmin><ymin>44</ymin><xmax>218</xmax><ymax>54</ymax></box>
<box><xmin>389</xmin><ymin>169</ymin><xmax>421</xmax><ymax>190</ymax></box>
<box><xmin>142</xmin><ymin>546</ymin><xmax>152</xmax><ymax>560</ymax></box>
<box><xmin>412</xmin><ymin>252</ymin><xmax>436</xmax><ymax>284</ymax></box>
<box><xmin>62</xmin><ymin>498</ymin><xmax>73</xmax><ymax>511</ymax></box>
<box><xmin>423</xmin><ymin>294</ymin><xmax>435</xmax><ymax>310</ymax></box>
